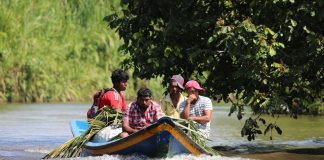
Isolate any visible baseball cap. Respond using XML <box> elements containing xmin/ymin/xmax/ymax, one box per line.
<box><xmin>185</xmin><ymin>80</ymin><xmax>205</xmax><ymax>91</ymax></box>
<box><xmin>170</xmin><ymin>75</ymin><xmax>184</xmax><ymax>89</ymax></box>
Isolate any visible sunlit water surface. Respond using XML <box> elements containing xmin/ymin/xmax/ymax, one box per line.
<box><xmin>0</xmin><ymin>104</ymin><xmax>323</xmax><ymax>160</ymax></box>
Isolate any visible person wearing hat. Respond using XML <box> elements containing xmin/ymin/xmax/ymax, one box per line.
<box><xmin>160</xmin><ymin>75</ymin><xmax>187</xmax><ymax>119</ymax></box>
<box><xmin>179</xmin><ymin>80</ymin><xmax>213</xmax><ymax>138</ymax></box>
<box><xmin>168</xmin><ymin>80</ymin><xmax>212</xmax><ymax>156</ymax></box>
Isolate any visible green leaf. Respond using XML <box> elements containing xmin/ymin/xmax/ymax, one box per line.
<box><xmin>260</xmin><ymin>98</ymin><xmax>270</xmax><ymax>108</ymax></box>
<box><xmin>271</xmin><ymin>62</ymin><xmax>281</xmax><ymax>68</ymax></box>
<box><xmin>164</xmin><ymin>47</ymin><xmax>172</xmax><ymax>57</ymax></box>
<box><xmin>303</xmin><ymin>26</ymin><xmax>311</xmax><ymax>34</ymax></box>
<box><xmin>259</xmin><ymin>118</ymin><xmax>266</xmax><ymax>125</ymax></box>
<box><xmin>311</xmin><ymin>11</ymin><xmax>315</xmax><ymax>16</ymax></box>
<box><xmin>264</xmin><ymin>123</ymin><xmax>273</xmax><ymax>135</ymax></box>
<box><xmin>275</xmin><ymin>125</ymin><xmax>282</xmax><ymax>135</ymax></box>
<box><xmin>290</xmin><ymin>19</ymin><xmax>297</xmax><ymax>27</ymax></box>
<box><xmin>265</xmin><ymin>28</ymin><xmax>275</xmax><ymax>35</ymax></box>
<box><xmin>269</xmin><ymin>47</ymin><xmax>276</xmax><ymax>56</ymax></box>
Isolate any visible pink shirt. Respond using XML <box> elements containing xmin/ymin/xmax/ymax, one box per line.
<box><xmin>123</xmin><ymin>101</ymin><xmax>164</xmax><ymax>130</ymax></box>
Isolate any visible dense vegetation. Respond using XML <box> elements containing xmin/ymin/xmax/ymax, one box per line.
<box><xmin>105</xmin><ymin>0</ymin><xmax>323</xmax><ymax>140</ymax></box>
<box><xmin>0</xmin><ymin>0</ymin><xmax>163</xmax><ymax>103</ymax></box>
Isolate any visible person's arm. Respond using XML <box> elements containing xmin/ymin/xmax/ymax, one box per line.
<box><xmin>160</xmin><ymin>99</ymin><xmax>167</xmax><ymax>115</ymax></box>
<box><xmin>180</xmin><ymin>94</ymin><xmax>196</xmax><ymax>119</ymax></box>
<box><xmin>122</xmin><ymin>106</ymin><xmax>139</xmax><ymax>134</ymax></box>
<box><xmin>121</xmin><ymin>93</ymin><xmax>127</xmax><ymax>112</ymax></box>
<box><xmin>188</xmin><ymin>109</ymin><xmax>212</xmax><ymax>124</ymax></box>
<box><xmin>122</xmin><ymin>119</ymin><xmax>139</xmax><ymax>134</ymax></box>
<box><xmin>155</xmin><ymin>103</ymin><xmax>165</xmax><ymax>120</ymax></box>
<box><xmin>189</xmin><ymin>97</ymin><xmax>213</xmax><ymax>124</ymax></box>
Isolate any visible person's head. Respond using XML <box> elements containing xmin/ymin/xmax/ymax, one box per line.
<box><xmin>184</xmin><ymin>80</ymin><xmax>205</xmax><ymax>97</ymax></box>
<box><xmin>168</xmin><ymin>75</ymin><xmax>184</xmax><ymax>95</ymax></box>
<box><xmin>136</xmin><ymin>87</ymin><xmax>152</xmax><ymax>109</ymax></box>
<box><xmin>111</xmin><ymin>69</ymin><xmax>129</xmax><ymax>92</ymax></box>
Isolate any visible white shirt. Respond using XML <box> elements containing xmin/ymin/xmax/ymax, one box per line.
<box><xmin>179</xmin><ymin>95</ymin><xmax>213</xmax><ymax>138</ymax></box>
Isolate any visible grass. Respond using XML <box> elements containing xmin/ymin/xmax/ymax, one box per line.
<box><xmin>0</xmin><ymin>0</ymin><xmax>164</xmax><ymax>103</ymax></box>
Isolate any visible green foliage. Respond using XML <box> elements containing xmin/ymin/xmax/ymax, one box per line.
<box><xmin>240</xmin><ymin>117</ymin><xmax>262</xmax><ymax>141</ymax></box>
<box><xmin>105</xmin><ymin>0</ymin><xmax>323</xmax><ymax>140</ymax></box>
<box><xmin>306</xmin><ymin>102</ymin><xmax>323</xmax><ymax>115</ymax></box>
<box><xmin>0</xmin><ymin>0</ymin><xmax>164</xmax><ymax>103</ymax></box>
<box><xmin>172</xmin><ymin>118</ymin><xmax>219</xmax><ymax>155</ymax></box>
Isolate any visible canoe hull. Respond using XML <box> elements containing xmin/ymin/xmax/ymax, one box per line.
<box><xmin>70</xmin><ymin>117</ymin><xmax>208</xmax><ymax>157</ymax></box>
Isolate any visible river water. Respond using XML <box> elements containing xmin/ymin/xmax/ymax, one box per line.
<box><xmin>0</xmin><ymin>104</ymin><xmax>323</xmax><ymax>160</ymax></box>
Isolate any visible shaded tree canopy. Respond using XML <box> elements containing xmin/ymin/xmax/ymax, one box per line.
<box><xmin>105</xmin><ymin>0</ymin><xmax>323</xmax><ymax>139</ymax></box>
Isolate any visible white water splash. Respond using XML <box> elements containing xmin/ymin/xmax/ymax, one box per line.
<box><xmin>60</xmin><ymin>154</ymin><xmax>252</xmax><ymax>160</ymax></box>
<box><xmin>25</xmin><ymin>148</ymin><xmax>52</xmax><ymax>154</ymax></box>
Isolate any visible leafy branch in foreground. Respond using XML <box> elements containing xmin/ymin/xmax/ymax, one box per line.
<box><xmin>43</xmin><ymin>107</ymin><xmax>122</xmax><ymax>159</ymax></box>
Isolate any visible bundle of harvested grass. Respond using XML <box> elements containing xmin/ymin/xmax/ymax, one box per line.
<box><xmin>171</xmin><ymin>117</ymin><xmax>219</xmax><ymax>155</ymax></box>
<box><xmin>43</xmin><ymin>107</ymin><xmax>121</xmax><ymax>159</ymax></box>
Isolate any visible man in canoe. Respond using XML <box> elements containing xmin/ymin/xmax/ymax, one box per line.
<box><xmin>120</xmin><ymin>87</ymin><xmax>164</xmax><ymax>138</ymax></box>
<box><xmin>88</xmin><ymin>69</ymin><xmax>129</xmax><ymax>142</ymax></box>
<box><xmin>160</xmin><ymin>75</ymin><xmax>187</xmax><ymax>119</ymax></box>
<box><xmin>168</xmin><ymin>80</ymin><xmax>213</xmax><ymax>156</ymax></box>
<box><xmin>179</xmin><ymin>80</ymin><xmax>213</xmax><ymax>138</ymax></box>
<box><xmin>87</xmin><ymin>69</ymin><xmax>129</xmax><ymax>119</ymax></box>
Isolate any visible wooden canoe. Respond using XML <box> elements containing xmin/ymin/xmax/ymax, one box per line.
<box><xmin>70</xmin><ymin>117</ymin><xmax>209</xmax><ymax>157</ymax></box>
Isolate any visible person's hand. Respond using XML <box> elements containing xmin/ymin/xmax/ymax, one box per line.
<box><xmin>188</xmin><ymin>116</ymin><xmax>195</xmax><ymax>121</ymax></box>
<box><xmin>143</xmin><ymin>121</ymin><xmax>151</xmax><ymax>127</ymax></box>
<box><xmin>187</xmin><ymin>94</ymin><xmax>197</xmax><ymax>104</ymax></box>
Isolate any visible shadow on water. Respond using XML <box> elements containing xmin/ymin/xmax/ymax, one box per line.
<box><xmin>239</xmin><ymin>147</ymin><xmax>324</xmax><ymax>160</ymax></box>
<box><xmin>213</xmin><ymin>145</ymin><xmax>324</xmax><ymax>160</ymax></box>
<box><xmin>286</xmin><ymin>147</ymin><xmax>324</xmax><ymax>155</ymax></box>
<box><xmin>213</xmin><ymin>144</ymin><xmax>324</xmax><ymax>155</ymax></box>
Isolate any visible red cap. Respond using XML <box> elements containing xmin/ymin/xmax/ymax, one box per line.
<box><xmin>185</xmin><ymin>80</ymin><xmax>205</xmax><ymax>91</ymax></box>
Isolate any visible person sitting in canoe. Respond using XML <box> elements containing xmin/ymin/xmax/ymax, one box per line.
<box><xmin>179</xmin><ymin>80</ymin><xmax>213</xmax><ymax>138</ymax></box>
<box><xmin>120</xmin><ymin>87</ymin><xmax>164</xmax><ymax>138</ymax></box>
<box><xmin>89</xmin><ymin>69</ymin><xmax>129</xmax><ymax>142</ymax></box>
<box><xmin>160</xmin><ymin>75</ymin><xmax>187</xmax><ymax>119</ymax></box>
<box><xmin>87</xmin><ymin>69</ymin><xmax>129</xmax><ymax>119</ymax></box>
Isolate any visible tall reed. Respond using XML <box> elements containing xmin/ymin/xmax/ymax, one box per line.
<box><xmin>0</xmin><ymin>0</ymin><xmax>163</xmax><ymax>103</ymax></box>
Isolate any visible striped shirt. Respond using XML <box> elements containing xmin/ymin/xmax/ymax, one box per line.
<box><xmin>123</xmin><ymin>101</ymin><xmax>164</xmax><ymax>130</ymax></box>
<box><xmin>179</xmin><ymin>95</ymin><xmax>213</xmax><ymax>138</ymax></box>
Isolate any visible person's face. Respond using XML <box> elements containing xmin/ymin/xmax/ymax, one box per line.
<box><xmin>168</xmin><ymin>81</ymin><xmax>180</xmax><ymax>95</ymax></box>
<box><xmin>137</xmin><ymin>96</ymin><xmax>152</xmax><ymax>109</ymax></box>
<box><xmin>116</xmin><ymin>80</ymin><xmax>128</xmax><ymax>91</ymax></box>
<box><xmin>185</xmin><ymin>87</ymin><xmax>199</xmax><ymax>97</ymax></box>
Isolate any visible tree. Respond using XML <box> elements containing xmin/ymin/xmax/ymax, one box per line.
<box><xmin>105</xmin><ymin>0</ymin><xmax>324</xmax><ymax>140</ymax></box>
